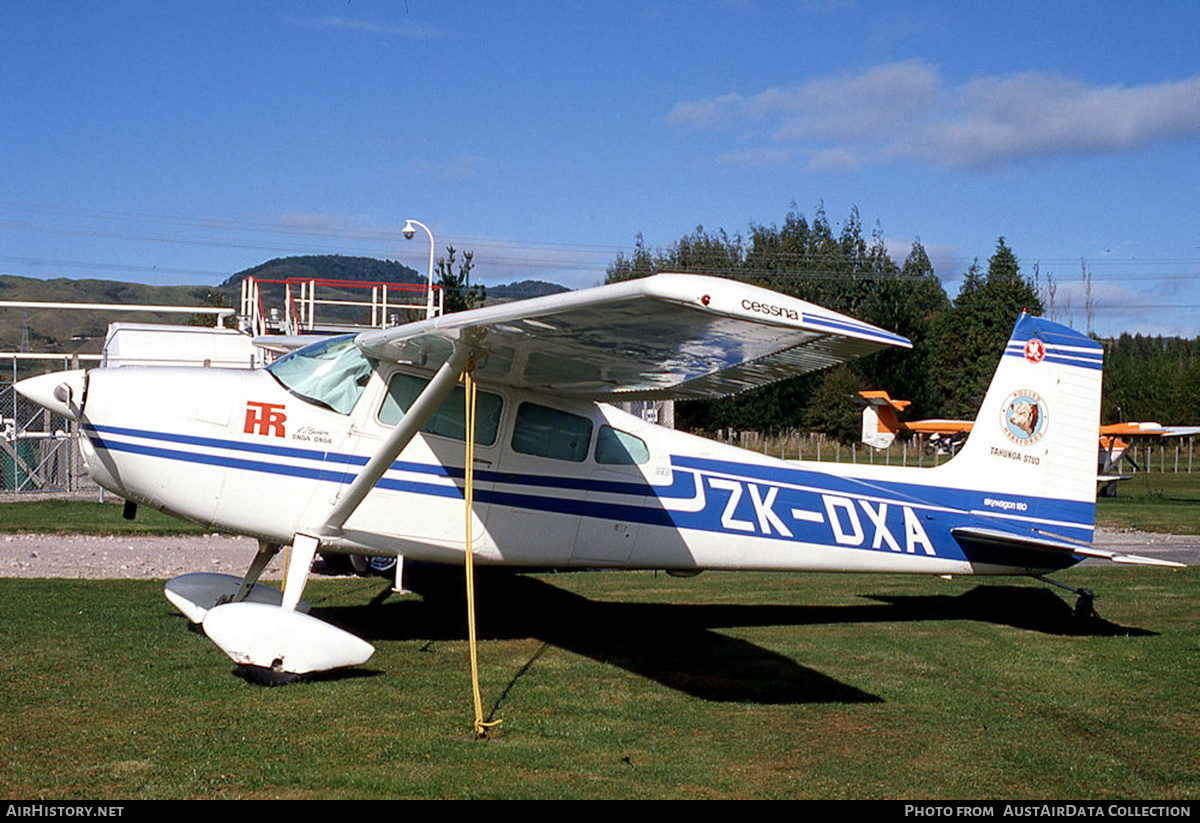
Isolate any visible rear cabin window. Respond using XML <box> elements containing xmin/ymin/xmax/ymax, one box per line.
<box><xmin>511</xmin><ymin>402</ymin><xmax>593</xmax><ymax>462</ymax></box>
<box><xmin>380</xmin><ymin>372</ymin><xmax>503</xmax><ymax>446</ymax></box>
<box><xmin>595</xmin><ymin>425</ymin><xmax>650</xmax><ymax>465</ymax></box>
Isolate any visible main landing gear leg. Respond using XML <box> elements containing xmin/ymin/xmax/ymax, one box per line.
<box><xmin>229</xmin><ymin>540</ymin><xmax>282</xmax><ymax>604</ymax></box>
<box><xmin>281</xmin><ymin>532</ymin><xmax>318</xmax><ymax>612</ymax></box>
<box><xmin>1035</xmin><ymin>575</ymin><xmax>1097</xmax><ymax>620</ymax></box>
<box><xmin>392</xmin><ymin>554</ymin><xmax>411</xmax><ymax>594</ymax></box>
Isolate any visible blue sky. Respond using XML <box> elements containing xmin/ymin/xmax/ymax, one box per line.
<box><xmin>2</xmin><ymin>1</ymin><xmax>1199</xmax><ymax>337</ymax></box>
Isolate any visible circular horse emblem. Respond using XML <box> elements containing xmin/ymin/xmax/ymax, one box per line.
<box><xmin>1024</xmin><ymin>338</ymin><xmax>1046</xmax><ymax>363</ymax></box>
<box><xmin>1001</xmin><ymin>390</ymin><xmax>1047</xmax><ymax>445</ymax></box>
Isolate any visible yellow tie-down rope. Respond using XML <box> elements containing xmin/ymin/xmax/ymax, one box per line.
<box><xmin>463</xmin><ymin>363</ymin><xmax>501</xmax><ymax>738</ymax></box>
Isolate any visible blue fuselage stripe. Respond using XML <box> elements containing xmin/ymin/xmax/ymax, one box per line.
<box><xmin>83</xmin><ymin>424</ymin><xmax>1093</xmax><ymax>557</ymax></box>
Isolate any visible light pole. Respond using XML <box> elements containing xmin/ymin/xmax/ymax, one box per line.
<box><xmin>402</xmin><ymin>218</ymin><xmax>436</xmax><ymax>317</ymax></box>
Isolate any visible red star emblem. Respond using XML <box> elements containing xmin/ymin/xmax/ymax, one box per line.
<box><xmin>1024</xmin><ymin>338</ymin><xmax>1045</xmax><ymax>363</ymax></box>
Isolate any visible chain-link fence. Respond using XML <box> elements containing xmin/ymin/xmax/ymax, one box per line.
<box><xmin>720</xmin><ymin>428</ymin><xmax>1197</xmax><ymax>472</ymax></box>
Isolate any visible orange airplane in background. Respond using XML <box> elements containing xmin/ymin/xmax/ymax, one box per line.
<box><xmin>855</xmin><ymin>390</ymin><xmax>973</xmax><ymax>453</ymax></box>
<box><xmin>854</xmin><ymin>390</ymin><xmax>1200</xmax><ymax>495</ymax></box>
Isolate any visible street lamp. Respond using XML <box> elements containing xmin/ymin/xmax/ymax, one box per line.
<box><xmin>402</xmin><ymin>218</ymin><xmax>436</xmax><ymax>317</ymax></box>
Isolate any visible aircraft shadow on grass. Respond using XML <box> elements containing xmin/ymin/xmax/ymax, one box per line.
<box><xmin>303</xmin><ymin>568</ymin><xmax>1153</xmax><ymax>705</ymax></box>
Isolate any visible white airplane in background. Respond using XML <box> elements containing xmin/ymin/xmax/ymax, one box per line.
<box><xmin>15</xmin><ymin>273</ymin><xmax>1182</xmax><ymax>682</ymax></box>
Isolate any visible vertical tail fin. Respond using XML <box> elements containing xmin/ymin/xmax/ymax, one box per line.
<box><xmin>938</xmin><ymin>313</ymin><xmax>1103</xmax><ymax>536</ymax></box>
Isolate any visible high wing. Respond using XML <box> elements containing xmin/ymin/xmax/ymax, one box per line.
<box><xmin>354</xmin><ymin>273</ymin><xmax>911</xmax><ymax>400</ymax></box>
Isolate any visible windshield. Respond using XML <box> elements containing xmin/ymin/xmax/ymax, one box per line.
<box><xmin>265</xmin><ymin>335</ymin><xmax>374</xmax><ymax>414</ymax></box>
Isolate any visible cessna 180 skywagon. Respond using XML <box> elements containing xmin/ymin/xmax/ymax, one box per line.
<box><xmin>15</xmin><ymin>273</ymin><xmax>1182</xmax><ymax>681</ymax></box>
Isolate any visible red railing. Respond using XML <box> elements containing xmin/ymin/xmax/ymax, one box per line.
<box><xmin>240</xmin><ymin>276</ymin><xmax>442</xmax><ymax>337</ymax></box>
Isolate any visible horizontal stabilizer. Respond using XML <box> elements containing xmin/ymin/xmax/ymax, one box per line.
<box><xmin>1069</xmin><ymin>547</ymin><xmax>1185</xmax><ymax>568</ymax></box>
<box><xmin>952</xmin><ymin>527</ymin><xmax>1185</xmax><ymax>568</ymax></box>
<box><xmin>855</xmin><ymin>390</ymin><xmax>911</xmax><ymax>412</ymax></box>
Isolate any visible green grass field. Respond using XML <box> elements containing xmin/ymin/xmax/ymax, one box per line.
<box><xmin>0</xmin><ymin>499</ymin><xmax>212</xmax><ymax>535</ymax></box>
<box><xmin>1095</xmin><ymin>472</ymin><xmax>1200</xmax><ymax>534</ymax></box>
<box><xmin>0</xmin><ymin>475</ymin><xmax>1195</xmax><ymax>799</ymax></box>
<box><xmin>1</xmin><ymin>567</ymin><xmax>1196</xmax><ymax>799</ymax></box>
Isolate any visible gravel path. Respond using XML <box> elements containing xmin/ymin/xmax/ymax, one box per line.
<box><xmin>0</xmin><ymin>532</ymin><xmax>270</xmax><ymax>580</ymax></box>
<box><xmin>0</xmin><ymin>528</ymin><xmax>1195</xmax><ymax>579</ymax></box>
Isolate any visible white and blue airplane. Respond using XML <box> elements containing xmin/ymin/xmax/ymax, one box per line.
<box><xmin>15</xmin><ymin>273</ymin><xmax>1180</xmax><ymax>680</ymax></box>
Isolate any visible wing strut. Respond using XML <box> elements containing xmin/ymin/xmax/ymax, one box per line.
<box><xmin>320</xmin><ymin>341</ymin><xmax>471</xmax><ymax>535</ymax></box>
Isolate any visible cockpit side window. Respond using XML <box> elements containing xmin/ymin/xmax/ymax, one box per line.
<box><xmin>379</xmin><ymin>372</ymin><xmax>504</xmax><ymax>446</ymax></box>
<box><xmin>265</xmin><ymin>335</ymin><xmax>374</xmax><ymax>415</ymax></box>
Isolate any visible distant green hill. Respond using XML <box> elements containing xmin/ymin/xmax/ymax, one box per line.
<box><xmin>0</xmin><ymin>256</ymin><xmax>569</xmax><ymax>360</ymax></box>
<box><xmin>487</xmin><ymin>279</ymin><xmax>571</xmax><ymax>302</ymax></box>
<box><xmin>219</xmin><ymin>255</ymin><xmax>425</xmax><ymax>291</ymax></box>
<box><xmin>220</xmin><ymin>255</ymin><xmax>568</xmax><ymax>304</ymax></box>
<box><xmin>0</xmin><ymin>274</ymin><xmax>219</xmax><ymax>356</ymax></box>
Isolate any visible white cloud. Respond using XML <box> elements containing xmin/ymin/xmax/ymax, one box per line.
<box><xmin>667</xmin><ymin>92</ymin><xmax>748</xmax><ymax>128</ymax></box>
<box><xmin>283</xmin><ymin>16</ymin><xmax>444</xmax><ymax>39</ymax></box>
<box><xmin>771</xmin><ymin>60</ymin><xmax>942</xmax><ymax>142</ymax></box>
<box><xmin>803</xmin><ymin>147</ymin><xmax>863</xmax><ymax>174</ymax></box>
<box><xmin>930</xmin><ymin>73</ymin><xmax>1200</xmax><ymax>169</ymax></box>
<box><xmin>717</xmin><ymin>147</ymin><xmax>795</xmax><ymax>168</ymax></box>
<box><xmin>669</xmin><ymin>62</ymin><xmax>1200</xmax><ymax>172</ymax></box>
<box><xmin>667</xmin><ymin>60</ymin><xmax>941</xmax><ymax>139</ymax></box>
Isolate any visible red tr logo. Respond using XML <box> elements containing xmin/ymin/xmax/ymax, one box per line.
<box><xmin>245</xmin><ymin>401</ymin><xmax>286</xmax><ymax>437</ymax></box>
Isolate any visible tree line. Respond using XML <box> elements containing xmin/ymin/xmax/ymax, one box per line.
<box><xmin>604</xmin><ymin>204</ymin><xmax>1199</xmax><ymax>439</ymax></box>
